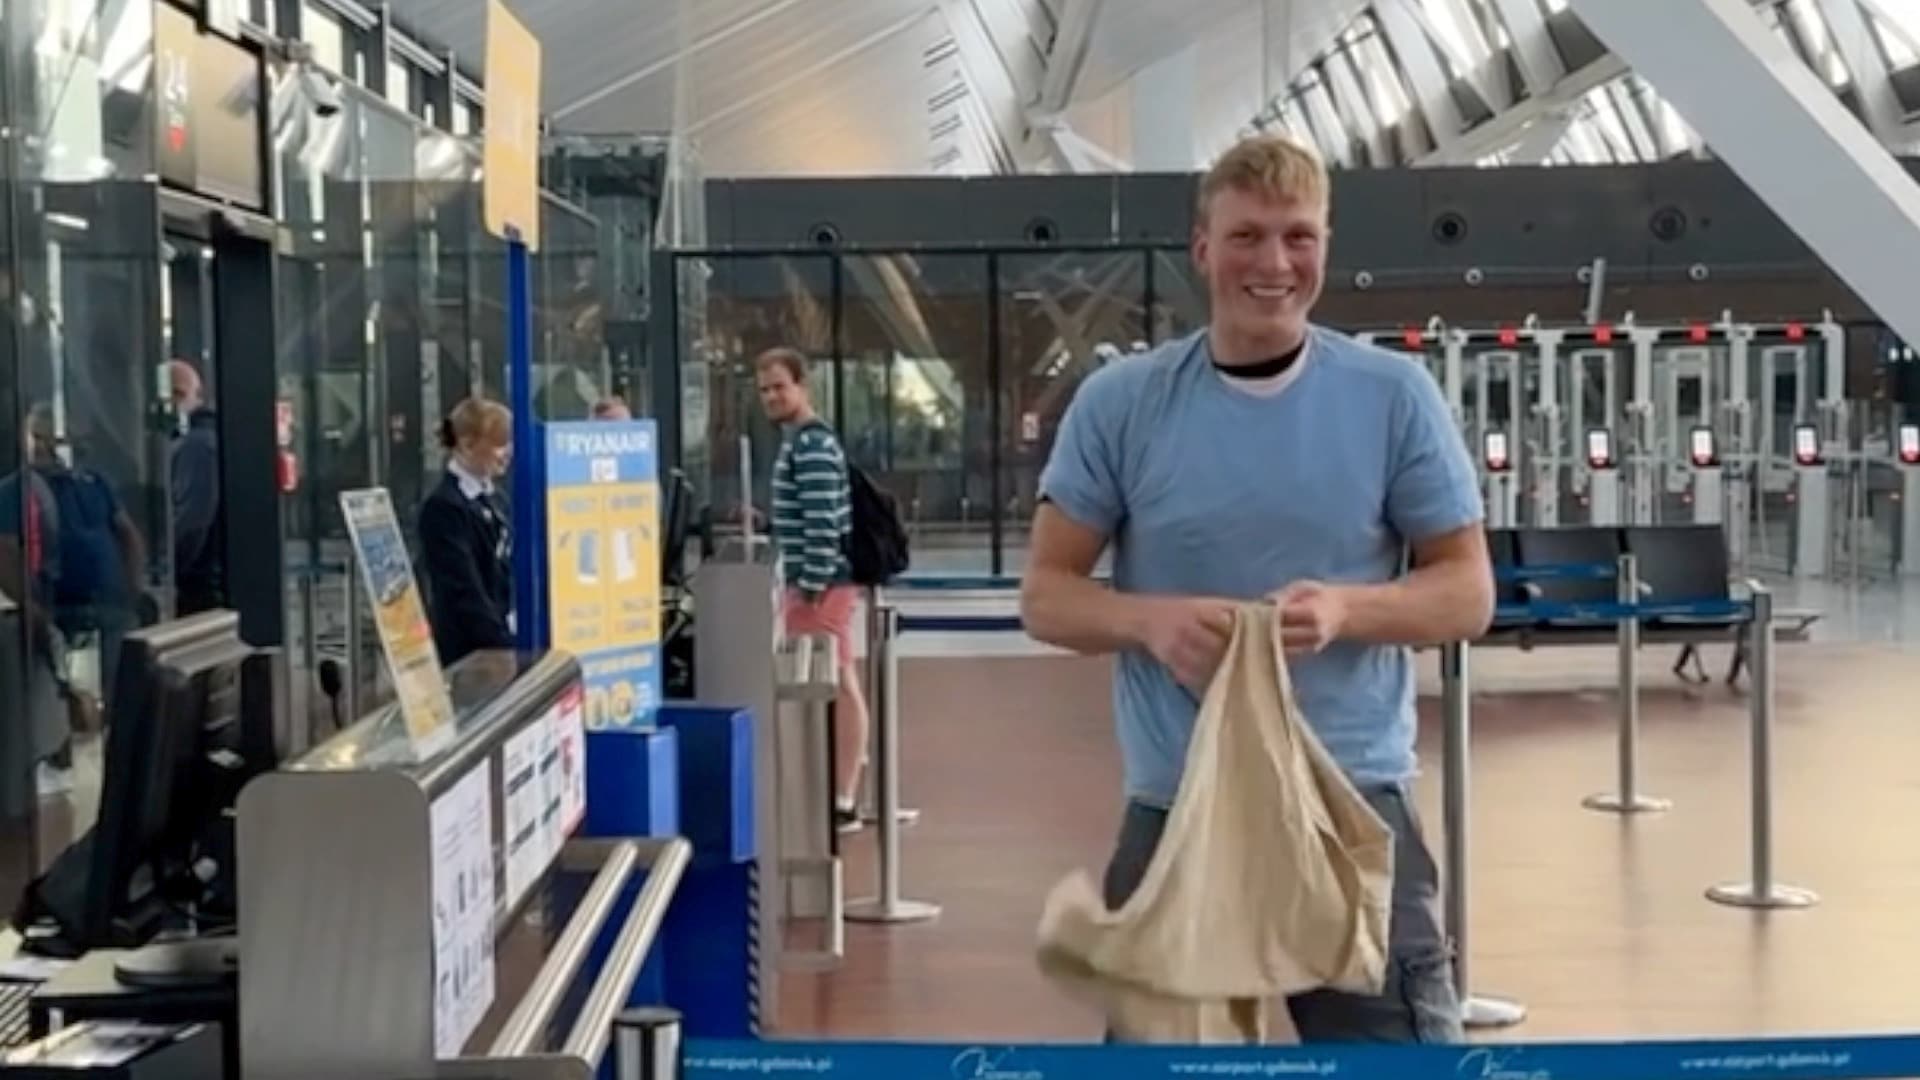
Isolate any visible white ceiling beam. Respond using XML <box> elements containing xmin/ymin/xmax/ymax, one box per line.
<box><xmin>1501</xmin><ymin>104</ymin><xmax>1575</xmax><ymax>161</ymax></box>
<box><xmin>1812</xmin><ymin>0</ymin><xmax>1907</xmax><ymax>143</ymax></box>
<box><xmin>1414</xmin><ymin>50</ymin><xmax>1626</xmax><ymax>164</ymax></box>
<box><xmin>1374</xmin><ymin>0</ymin><xmax>1473</xmax><ymax>154</ymax></box>
<box><xmin>1415</xmin><ymin>0</ymin><xmax>1514</xmax><ymax>110</ymax></box>
<box><xmin>1486</xmin><ymin>0</ymin><xmax>1568</xmax><ymax>97</ymax></box>
<box><xmin>938</xmin><ymin>0</ymin><xmax>1040</xmax><ymax>171</ymax></box>
<box><xmin>549</xmin><ymin>0</ymin><xmax>811</xmax><ymax>122</ymax></box>
<box><xmin>1032</xmin><ymin>0</ymin><xmax>1100</xmax><ymax>115</ymax></box>
<box><xmin>683</xmin><ymin>9</ymin><xmax>928</xmax><ymax>136</ymax></box>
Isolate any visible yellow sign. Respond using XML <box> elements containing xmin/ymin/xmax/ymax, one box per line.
<box><xmin>483</xmin><ymin>0</ymin><xmax>542</xmax><ymax>251</ymax></box>
<box><xmin>545</xmin><ymin>422</ymin><xmax>662</xmax><ymax>729</ymax></box>
<box><xmin>339</xmin><ymin>488</ymin><xmax>457</xmax><ymax>758</ymax></box>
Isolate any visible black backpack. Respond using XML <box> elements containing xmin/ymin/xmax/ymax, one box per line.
<box><xmin>843</xmin><ymin>462</ymin><xmax>909</xmax><ymax>586</ymax></box>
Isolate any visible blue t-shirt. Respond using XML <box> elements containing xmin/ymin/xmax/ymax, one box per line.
<box><xmin>1037</xmin><ymin>325</ymin><xmax>1484</xmax><ymax>806</ymax></box>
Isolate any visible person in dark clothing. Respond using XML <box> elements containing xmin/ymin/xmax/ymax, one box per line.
<box><xmin>167</xmin><ymin>360</ymin><xmax>223</xmax><ymax>615</ymax></box>
<box><xmin>418</xmin><ymin>397</ymin><xmax>515</xmax><ymax>666</ymax></box>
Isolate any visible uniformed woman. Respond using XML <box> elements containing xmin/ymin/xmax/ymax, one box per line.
<box><xmin>418</xmin><ymin>397</ymin><xmax>515</xmax><ymax>665</ymax></box>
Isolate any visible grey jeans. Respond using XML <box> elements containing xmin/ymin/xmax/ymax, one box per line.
<box><xmin>1100</xmin><ymin>783</ymin><xmax>1465</xmax><ymax>1044</ymax></box>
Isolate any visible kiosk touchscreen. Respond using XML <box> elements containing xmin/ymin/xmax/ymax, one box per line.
<box><xmin>1584</xmin><ymin>427</ymin><xmax>1621</xmax><ymax>525</ymax></box>
<box><xmin>1793</xmin><ymin>423</ymin><xmax>1821</xmax><ymax>466</ymax></box>
<box><xmin>1690</xmin><ymin>425</ymin><xmax>1718</xmax><ymax>467</ymax></box>
<box><xmin>1899</xmin><ymin>422</ymin><xmax>1919</xmax><ymax>465</ymax></box>
<box><xmin>1586</xmin><ymin>428</ymin><xmax>1615</xmax><ymax>470</ymax></box>
<box><xmin>1484</xmin><ymin>430</ymin><xmax>1512</xmax><ymax>472</ymax></box>
<box><xmin>1688</xmin><ymin>425</ymin><xmax>1723</xmax><ymax>526</ymax></box>
<box><xmin>1482</xmin><ymin>429</ymin><xmax>1517</xmax><ymax>528</ymax></box>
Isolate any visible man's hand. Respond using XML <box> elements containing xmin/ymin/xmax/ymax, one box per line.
<box><xmin>1271</xmin><ymin>580</ymin><xmax>1350</xmax><ymax>655</ymax></box>
<box><xmin>1137</xmin><ymin>596</ymin><xmax>1240</xmax><ymax>694</ymax></box>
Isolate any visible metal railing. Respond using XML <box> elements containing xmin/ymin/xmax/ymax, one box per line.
<box><xmin>489</xmin><ymin>837</ymin><xmax>693</xmax><ymax>1073</ymax></box>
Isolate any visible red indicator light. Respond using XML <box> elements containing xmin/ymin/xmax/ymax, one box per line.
<box><xmin>1594</xmin><ymin>325</ymin><xmax>1614</xmax><ymax>345</ymax></box>
<box><xmin>1785</xmin><ymin>322</ymin><xmax>1805</xmax><ymax>341</ymax></box>
<box><xmin>1403</xmin><ymin>328</ymin><xmax>1423</xmax><ymax>349</ymax></box>
<box><xmin>1688</xmin><ymin>323</ymin><xmax>1709</xmax><ymax>343</ymax></box>
<box><xmin>1497</xmin><ymin>326</ymin><xmax>1519</xmax><ymax>347</ymax></box>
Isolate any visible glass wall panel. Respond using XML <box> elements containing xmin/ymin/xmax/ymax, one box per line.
<box><xmin>678</xmin><ymin>254</ymin><xmax>833</xmax><ymax>523</ymax></box>
<box><xmin>839</xmin><ymin>254</ymin><xmax>991</xmax><ymax>575</ymax></box>
<box><xmin>1152</xmin><ymin>249</ymin><xmax>1208</xmax><ymax>342</ymax></box>
<box><xmin>272</xmin><ymin>70</ymin><xmax>494</xmax><ymax>737</ymax></box>
<box><xmin>534</xmin><ymin>197</ymin><xmax>613</xmax><ymax>420</ymax></box>
<box><xmin>997</xmin><ymin>250</ymin><xmax>1148</xmax><ymax>575</ymax></box>
<box><xmin>0</xmin><ymin>189</ymin><xmax>168</xmax><ymax>888</ymax></box>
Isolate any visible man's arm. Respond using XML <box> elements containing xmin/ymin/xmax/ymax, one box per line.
<box><xmin>1278</xmin><ymin>525</ymin><xmax>1493</xmax><ymax>650</ymax></box>
<box><xmin>1276</xmin><ymin>369</ymin><xmax>1495</xmax><ymax>652</ymax></box>
<box><xmin>1022</xmin><ymin>502</ymin><xmax>1239</xmax><ymax>690</ymax></box>
<box><xmin>1019</xmin><ymin>502</ymin><xmax>1142</xmax><ymax>654</ymax></box>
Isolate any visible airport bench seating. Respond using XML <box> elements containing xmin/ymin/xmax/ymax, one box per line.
<box><xmin>1480</xmin><ymin>522</ymin><xmax>1821</xmax><ymax>684</ymax></box>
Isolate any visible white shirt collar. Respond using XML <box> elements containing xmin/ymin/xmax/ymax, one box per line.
<box><xmin>449</xmin><ymin>456</ymin><xmax>493</xmax><ymax>499</ymax></box>
<box><xmin>1214</xmin><ymin>330</ymin><xmax>1314</xmax><ymax>399</ymax></box>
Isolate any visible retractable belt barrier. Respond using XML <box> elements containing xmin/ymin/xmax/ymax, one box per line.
<box><xmin>675</xmin><ymin>1033</ymin><xmax>1920</xmax><ymax>1079</ymax></box>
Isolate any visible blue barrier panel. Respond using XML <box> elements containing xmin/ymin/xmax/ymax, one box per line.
<box><xmin>656</xmin><ymin>704</ymin><xmax>758</xmax><ymax>863</ymax></box>
<box><xmin>683</xmin><ymin>1035</ymin><xmax>1920</xmax><ymax>1079</ymax></box>
<box><xmin>583</xmin><ymin>727</ymin><xmax>680</xmax><ymax>840</ymax></box>
<box><xmin>654</xmin><ymin>703</ymin><xmax>761</xmax><ymax>1038</ymax></box>
<box><xmin>664</xmin><ymin>858</ymin><xmax>761</xmax><ymax>1039</ymax></box>
<box><xmin>1498</xmin><ymin>600</ymin><xmax>1750</xmax><ymax>623</ymax></box>
<box><xmin>1496</xmin><ymin>561</ymin><xmax>1617</xmax><ymax>583</ymax></box>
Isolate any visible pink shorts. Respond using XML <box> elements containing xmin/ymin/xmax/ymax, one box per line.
<box><xmin>784</xmin><ymin>584</ymin><xmax>861</xmax><ymax>666</ymax></box>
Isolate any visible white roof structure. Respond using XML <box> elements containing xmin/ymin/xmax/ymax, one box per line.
<box><xmin>382</xmin><ymin>0</ymin><xmax>1920</xmax><ymax>176</ymax></box>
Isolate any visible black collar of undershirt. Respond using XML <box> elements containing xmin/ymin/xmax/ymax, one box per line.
<box><xmin>1212</xmin><ymin>339</ymin><xmax>1305</xmax><ymax>380</ymax></box>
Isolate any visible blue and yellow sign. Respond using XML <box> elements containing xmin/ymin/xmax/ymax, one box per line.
<box><xmin>544</xmin><ymin>420</ymin><xmax>660</xmax><ymax>730</ymax></box>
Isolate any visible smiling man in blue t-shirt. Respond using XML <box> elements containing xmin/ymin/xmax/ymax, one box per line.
<box><xmin>1020</xmin><ymin>133</ymin><xmax>1494</xmax><ymax>1043</ymax></box>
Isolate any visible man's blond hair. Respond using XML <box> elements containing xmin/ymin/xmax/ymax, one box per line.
<box><xmin>1196</xmin><ymin>133</ymin><xmax>1330</xmax><ymax>224</ymax></box>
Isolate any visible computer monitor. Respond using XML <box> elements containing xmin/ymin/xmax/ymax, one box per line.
<box><xmin>12</xmin><ymin>610</ymin><xmax>274</xmax><ymax>965</ymax></box>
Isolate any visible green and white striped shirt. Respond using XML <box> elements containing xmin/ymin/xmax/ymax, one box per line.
<box><xmin>771</xmin><ymin>420</ymin><xmax>851</xmax><ymax>595</ymax></box>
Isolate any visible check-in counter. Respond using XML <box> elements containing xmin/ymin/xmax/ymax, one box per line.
<box><xmin>237</xmin><ymin>647</ymin><xmax>689</xmax><ymax>1080</ymax></box>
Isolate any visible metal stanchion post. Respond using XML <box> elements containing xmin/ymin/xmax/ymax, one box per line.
<box><xmin>846</xmin><ymin>602</ymin><xmax>941</xmax><ymax>925</ymax></box>
<box><xmin>613</xmin><ymin>1006</ymin><xmax>683</xmax><ymax>1080</ymax></box>
<box><xmin>1441</xmin><ymin>641</ymin><xmax>1526</xmax><ymax>1029</ymax></box>
<box><xmin>1707</xmin><ymin>584</ymin><xmax>1817</xmax><ymax>910</ymax></box>
<box><xmin>1585</xmin><ymin>552</ymin><xmax>1670</xmax><ymax>814</ymax></box>
<box><xmin>862</xmin><ymin>588</ymin><xmax>918</xmax><ymax>829</ymax></box>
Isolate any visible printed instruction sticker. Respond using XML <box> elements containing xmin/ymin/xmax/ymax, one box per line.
<box><xmin>430</xmin><ymin>764</ymin><xmax>495</xmax><ymax>1058</ymax></box>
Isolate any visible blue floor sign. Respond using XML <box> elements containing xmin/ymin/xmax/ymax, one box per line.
<box><xmin>684</xmin><ymin>1036</ymin><xmax>1920</xmax><ymax>1079</ymax></box>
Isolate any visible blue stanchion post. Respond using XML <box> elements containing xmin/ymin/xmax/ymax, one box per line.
<box><xmin>507</xmin><ymin>234</ymin><xmax>546</xmax><ymax>653</ymax></box>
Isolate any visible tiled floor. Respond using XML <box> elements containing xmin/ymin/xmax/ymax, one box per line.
<box><xmin>770</xmin><ymin>641</ymin><xmax>1920</xmax><ymax>1045</ymax></box>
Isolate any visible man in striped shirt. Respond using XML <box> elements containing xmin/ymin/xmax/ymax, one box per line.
<box><xmin>757</xmin><ymin>347</ymin><xmax>866</xmax><ymax>833</ymax></box>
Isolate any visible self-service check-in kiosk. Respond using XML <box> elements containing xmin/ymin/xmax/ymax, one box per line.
<box><xmin>1792</xmin><ymin>422</ymin><xmax>1828</xmax><ymax>578</ymax></box>
<box><xmin>1689</xmin><ymin>425</ymin><xmax>1723</xmax><ymax>527</ymax></box>
<box><xmin>1898</xmin><ymin>422</ymin><xmax>1920</xmax><ymax>578</ymax></box>
<box><xmin>1584</xmin><ymin>427</ymin><xmax>1620</xmax><ymax>525</ymax></box>
<box><xmin>1484</xmin><ymin>430</ymin><xmax>1518</xmax><ymax>528</ymax></box>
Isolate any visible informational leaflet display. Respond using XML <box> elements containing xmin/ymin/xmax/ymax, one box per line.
<box><xmin>429</xmin><ymin>765</ymin><xmax>495</xmax><ymax>1058</ymax></box>
<box><xmin>500</xmin><ymin>722</ymin><xmax>546</xmax><ymax>912</ymax></box>
<box><xmin>544</xmin><ymin>421</ymin><xmax>661</xmax><ymax>730</ymax></box>
<box><xmin>500</xmin><ymin>687</ymin><xmax>588</xmax><ymax>912</ymax></box>
<box><xmin>339</xmin><ymin>488</ymin><xmax>456</xmax><ymax>758</ymax></box>
<box><xmin>555</xmin><ymin>686</ymin><xmax>587</xmax><ymax>836</ymax></box>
